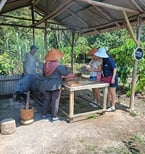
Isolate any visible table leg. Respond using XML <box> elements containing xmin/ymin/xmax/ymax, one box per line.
<box><xmin>69</xmin><ymin>91</ymin><xmax>74</xmax><ymax>119</ymax></box>
<box><xmin>103</xmin><ymin>87</ymin><xmax>108</xmax><ymax>110</ymax></box>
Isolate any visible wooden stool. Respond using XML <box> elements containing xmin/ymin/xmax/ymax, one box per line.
<box><xmin>1</xmin><ymin>118</ymin><xmax>16</xmax><ymax>135</ymax></box>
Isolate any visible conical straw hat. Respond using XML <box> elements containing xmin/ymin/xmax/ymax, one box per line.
<box><xmin>87</xmin><ymin>48</ymin><xmax>97</xmax><ymax>56</ymax></box>
<box><xmin>45</xmin><ymin>48</ymin><xmax>64</xmax><ymax>61</ymax></box>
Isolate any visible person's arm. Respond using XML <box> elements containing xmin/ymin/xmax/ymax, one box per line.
<box><xmin>87</xmin><ymin>64</ymin><xmax>102</xmax><ymax>72</ymax></box>
<box><xmin>57</xmin><ymin>65</ymin><xmax>71</xmax><ymax>76</ymax></box>
<box><xmin>36</xmin><ymin>56</ymin><xmax>43</xmax><ymax>66</ymax></box>
<box><xmin>108</xmin><ymin>58</ymin><xmax>117</xmax><ymax>84</ymax></box>
<box><xmin>111</xmin><ymin>68</ymin><xmax>117</xmax><ymax>84</ymax></box>
<box><xmin>22</xmin><ymin>54</ymin><xmax>27</xmax><ymax>74</ymax></box>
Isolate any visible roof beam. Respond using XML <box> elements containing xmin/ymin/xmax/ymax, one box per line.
<box><xmin>0</xmin><ymin>0</ymin><xmax>7</xmax><ymax>11</ymax></box>
<box><xmin>33</xmin><ymin>0</ymin><xmax>74</xmax><ymax>26</ymax></box>
<box><xmin>131</xmin><ymin>0</ymin><xmax>144</xmax><ymax>12</ymax></box>
<box><xmin>68</xmin><ymin>10</ymin><xmax>89</xmax><ymax>26</ymax></box>
<box><xmin>60</xmin><ymin>5</ymin><xmax>91</xmax><ymax>23</ymax></box>
<box><xmin>123</xmin><ymin>10</ymin><xmax>138</xmax><ymax>45</ymax></box>
<box><xmin>94</xmin><ymin>6</ymin><xmax>112</xmax><ymax>20</ymax></box>
<box><xmin>32</xmin><ymin>0</ymin><xmax>40</xmax><ymax>6</ymax></box>
<box><xmin>77</xmin><ymin>0</ymin><xmax>139</xmax><ymax>13</ymax></box>
<box><xmin>94</xmin><ymin>6</ymin><xmax>121</xmax><ymax>28</ymax></box>
<box><xmin>0</xmin><ymin>22</ymin><xmax>67</xmax><ymax>31</ymax></box>
<box><xmin>0</xmin><ymin>22</ymin><xmax>44</xmax><ymax>29</ymax></box>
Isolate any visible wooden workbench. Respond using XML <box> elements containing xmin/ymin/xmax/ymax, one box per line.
<box><xmin>62</xmin><ymin>79</ymin><xmax>109</xmax><ymax>122</ymax></box>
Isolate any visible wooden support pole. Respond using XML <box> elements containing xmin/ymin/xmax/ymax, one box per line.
<box><xmin>130</xmin><ymin>16</ymin><xmax>142</xmax><ymax>110</ymax></box>
<box><xmin>123</xmin><ymin>10</ymin><xmax>138</xmax><ymax>45</ymax></box>
<box><xmin>69</xmin><ymin>91</ymin><xmax>75</xmax><ymax>118</ymax></box>
<box><xmin>71</xmin><ymin>32</ymin><xmax>75</xmax><ymax>72</ymax></box>
<box><xmin>103</xmin><ymin>87</ymin><xmax>108</xmax><ymax>110</ymax></box>
<box><xmin>44</xmin><ymin>21</ymin><xmax>48</xmax><ymax>52</ymax></box>
<box><xmin>31</xmin><ymin>5</ymin><xmax>35</xmax><ymax>44</ymax></box>
<box><xmin>0</xmin><ymin>0</ymin><xmax>7</xmax><ymax>12</ymax></box>
<box><xmin>62</xmin><ymin>31</ymin><xmax>72</xmax><ymax>46</ymax></box>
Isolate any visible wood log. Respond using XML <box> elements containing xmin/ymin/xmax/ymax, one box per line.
<box><xmin>1</xmin><ymin>118</ymin><xmax>16</xmax><ymax>135</ymax></box>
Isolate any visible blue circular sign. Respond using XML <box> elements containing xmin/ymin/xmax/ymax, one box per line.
<box><xmin>134</xmin><ymin>47</ymin><xmax>144</xmax><ymax>61</ymax></box>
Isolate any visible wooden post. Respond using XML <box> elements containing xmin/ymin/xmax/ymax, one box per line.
<box><xmin>25</xmin><ymin>91</ymin><xmax>30</xmax><ymax>110</ymax></box>
<box><xmin>130</xmin><ymin>16</ymin><xmax>142</xmax><ymax>110</ymax></box>
<box><xmin>0</xmin><ymin>0</ymin><xmax>7</xmax><ymax>12</ymax></box>
<box><xmin>69</xmin><ymin>91</ymin><xmax>75</xmax><ymax>118</ymax></box>
<box><xmin>71</xmin><ymin>32</ymin><xmax>75</xmax><ymax>72</ymax></box>
<box><xmin>44</xmin><ymin>21</ymin><xmax>48</xmax><ymax>52</ymax></box>
<box><xmin>103</xmin><ymin>87</ymin><xmax>108</xmax><ymax>110</ymax></box>
<box><xmin>31</xmin><ymin>5</ymin><xmax>35</xmax><ymax>44</ymax></box>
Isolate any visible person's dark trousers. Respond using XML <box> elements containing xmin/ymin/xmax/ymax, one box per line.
<box><xmin>43</xmin><ymin>90</ymin><xmax>61</xmax><ymax>117</ymax></box>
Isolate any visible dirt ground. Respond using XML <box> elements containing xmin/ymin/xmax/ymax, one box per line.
<box><xmin>0</xmin><ymin>91</ymin><xmax>145</xmax><ymax>154</ymax></box>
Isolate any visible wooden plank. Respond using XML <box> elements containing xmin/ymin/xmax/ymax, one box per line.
<box><xmin>63</xmin><ymin>82</ymin><xmax>109</xmax><ymax>91</ymax></box>
<box><xmin>72</xmin><ymin>109</ymin><xmax>106</xmax><ymax>118</ymax></box>
<box><xmin>77</xmin><ymin>0</ymin><xmax>139</xmax><ymax>13</ymax></box>
<box><xmin>59</xmin><ymin>108</ymin><xmax>69</xmax><ymax>117</ymax></box>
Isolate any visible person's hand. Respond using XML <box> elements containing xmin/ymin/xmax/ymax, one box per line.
<box><xmin>65</xmin><ymin>65</ymin><xmax>71</xmax><ymax>69</ymax></box>
<box><xmin>111</xmin><ymin>78</ymin><xmax>115</xmax><ymax>84</ymax></box>
<box><xmin>87</xmin><ymin>68</ymin><xmax>93</xmax><ymax>72</ymax></box>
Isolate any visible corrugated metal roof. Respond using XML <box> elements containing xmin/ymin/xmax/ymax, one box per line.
<box><xmin>1</xmin><ymin>0</ymin><xmax>145</xmax><ymax>35</ymax></box>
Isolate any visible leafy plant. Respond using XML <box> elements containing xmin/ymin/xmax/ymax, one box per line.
<box><xmin>0</xmin><ymin>53</ymin><xmax>17</xmax><ymax>75</ymax></box>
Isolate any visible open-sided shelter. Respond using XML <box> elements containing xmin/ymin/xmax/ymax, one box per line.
<box><xmin>0</xmin><ymin>0</ymin><xmax>145</xmax><ymax>109</ymax></box>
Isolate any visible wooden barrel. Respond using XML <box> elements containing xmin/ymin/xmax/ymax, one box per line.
<box><xmin>20</xmin><ymin>107</ymin><xmax>34</xmax><ymax>121</ymax></box>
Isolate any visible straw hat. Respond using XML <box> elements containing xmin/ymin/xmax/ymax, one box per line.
<box><xmin>94</xmin><ymin>47</ymin><xmax>109</xmax><ymax>58</ymax></box>
<box><xmin>45</xmin><ymin>48</ymin><xmax>64</xmax><ymax>61</ymax></box>
<box><xmin>87</xmin><ymin>48</ymin><xmax>97</xmax><ymax>56</ymax></box>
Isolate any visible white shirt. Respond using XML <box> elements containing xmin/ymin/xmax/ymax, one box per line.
<box><xmin>89</xmin><ymin>59</ymin><xmax>102</xmax><ymax>77</ymax></box>
<box><xmin>23</xmin><ymin>52</ymin><xmax>40</xmax><ymax>74</ymax></box>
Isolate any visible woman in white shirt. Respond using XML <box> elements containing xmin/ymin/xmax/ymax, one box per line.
<box><xmin>87</xmin><ymin>48</ymin><xmax>102</xmax><ymax>107</ymax></box>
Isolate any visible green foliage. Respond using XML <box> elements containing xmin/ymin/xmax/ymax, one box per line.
<box><xmin>109</xmin><ymin>38</ymin><xmax>145</xmax><ymax>92</ymax></box>
<box><xmin>87</xmin><ymin>29</ymin><xmax>129</xmax><ymax>49</ymax></box>
<box><xmin>105</xmin><ymin>146</ymin><xmax>131</xmax><ymax>154</ymax></box>
<box><xmin>132</xmin><ymin>134</ymin><xmax>145</xmax><ymax>144</ymax></box>
<box><xmin>136</xmin><ymin>57</ymin><xmax>145</xmax><ymax>93</ymax></box>
<box><xmin>129</xmin><ymin>110</ymin><xmax>138</xmax><ymax>117</ymax></box>
<box><xmin>0</xmin><ymin>53</ymin><xmax>17</xmax><ymax>75</ymax></box>
<box><xmin>110</xmin><ymin>39</ymin><xmax>136</xmax><ymax>84</ymax></box>
<box><xmin>0</xmin><ymin>7</ymin><xmax>144</xmax><ymax>92</ymax></box>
